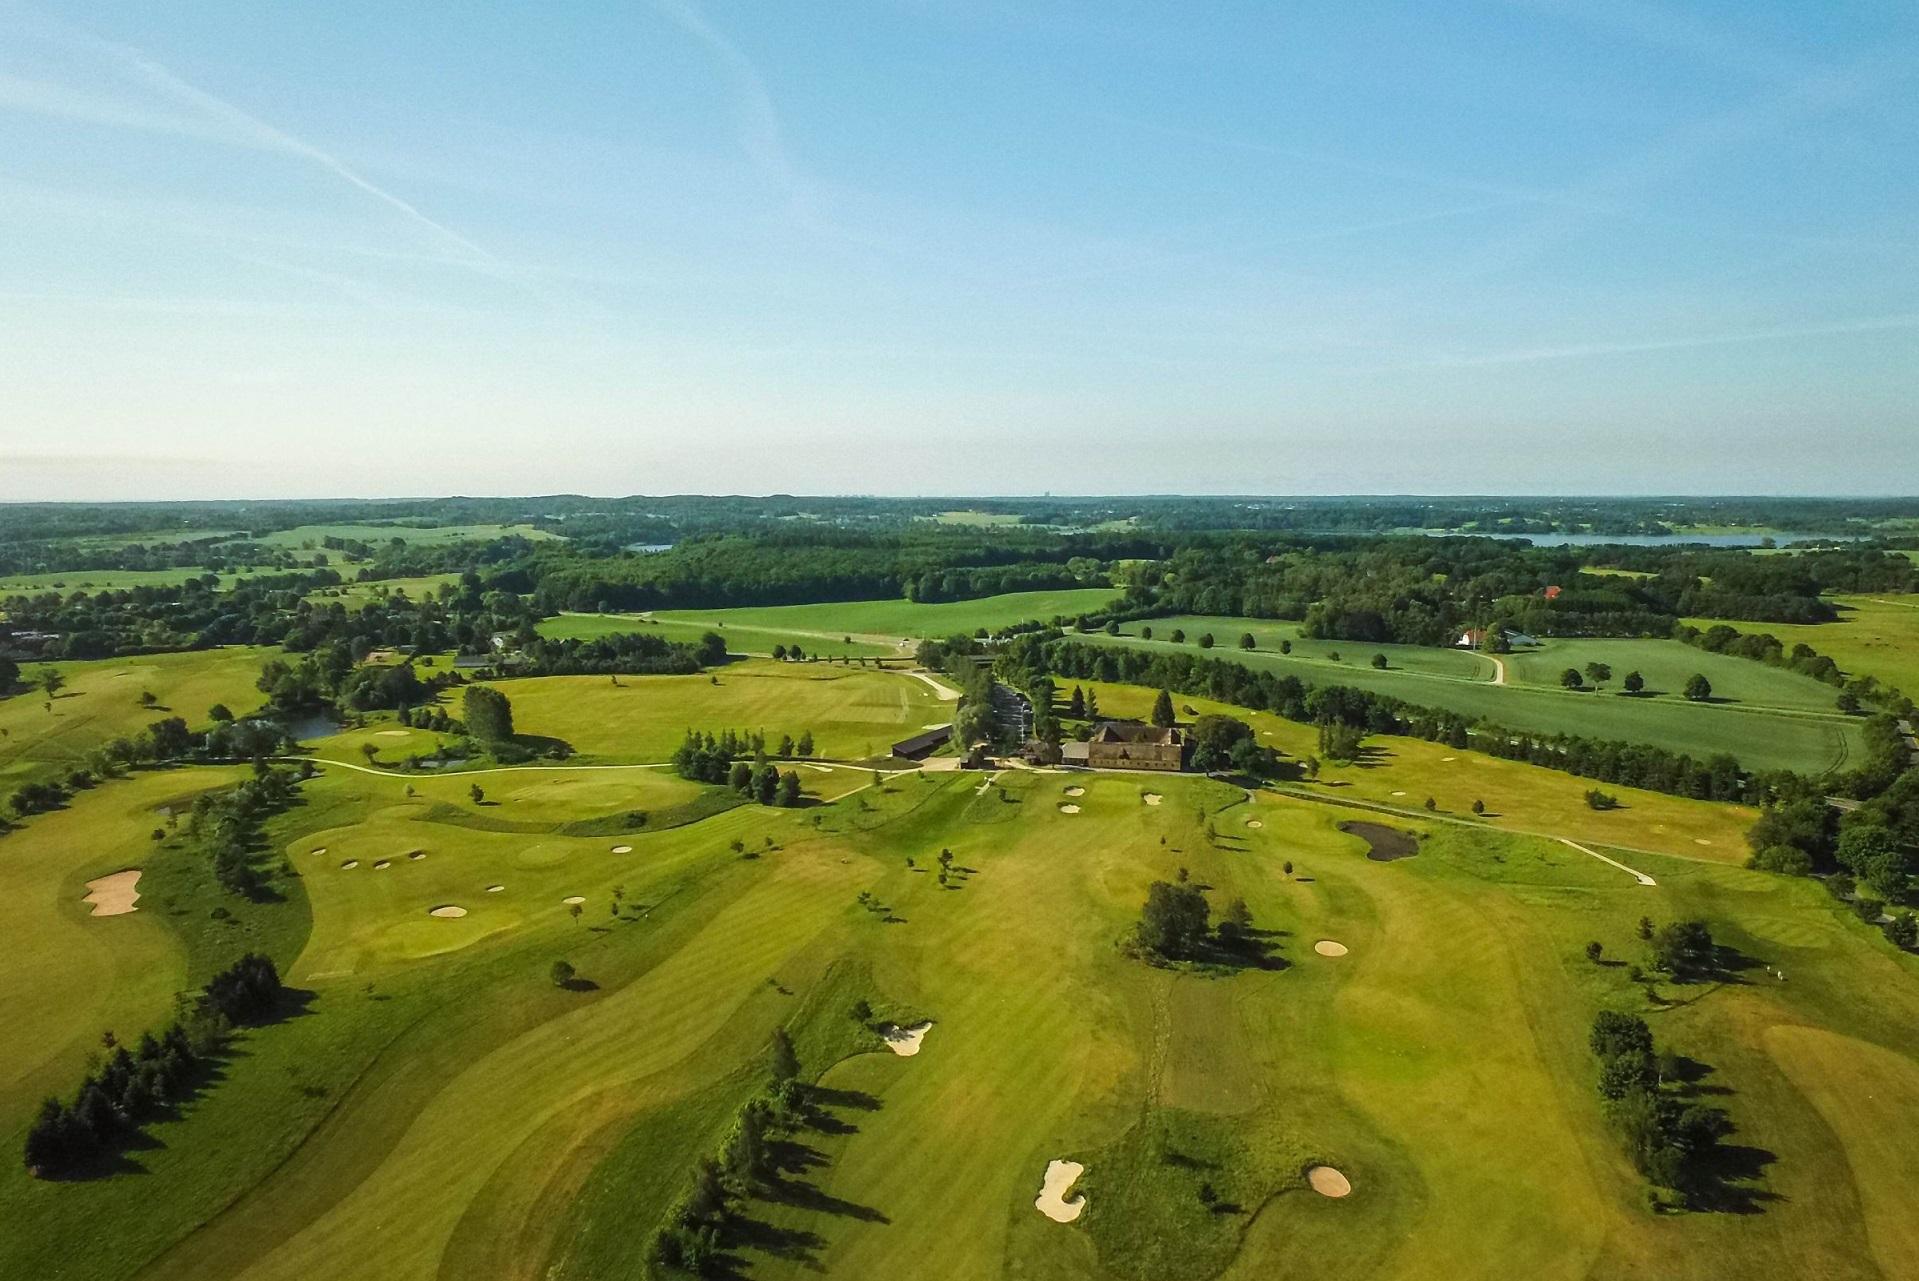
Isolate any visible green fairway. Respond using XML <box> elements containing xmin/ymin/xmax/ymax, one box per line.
<box><xmin>306</xmin><ymin>574</ymin><xmax>464</xmax><ymax>608</ymax></box>
<box><xmin>1684</xmin><ymin>594</ymin><xmax>1919</xmax><ymax>700</ymax></box>
<box><xmin>1081</xmin><ymin>619</ymin><xmax>1862</xmax><ymax>776</ymax></box>
<box><xmin>0</xmin><ymin>647</ymin><xmax>274</xmax><ymax>792</ymax></box>
<box><xmin>643</xmin><ymin>587</ymin><xmax>1121</xmax><ymax>645</ymax></box>
<box><xmin>537</xmin><ymin>612</ymin><xmax>900</xmax><ymax>660</ymax></box>
<box><xmin>456</xmin><ymin>659</ymin><xmax>951</xmax><ymax>764</ymax></box>
<box><xmin>4</xmin><ymin>755</ymin><xmax>1918</xmax><ymax>1281</ymax></box>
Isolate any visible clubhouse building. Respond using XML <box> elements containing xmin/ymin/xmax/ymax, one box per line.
<box><xmin>1058</xmin><ymin>720</ymin><xmax>1187</xmax><ymax>772</ymax></box>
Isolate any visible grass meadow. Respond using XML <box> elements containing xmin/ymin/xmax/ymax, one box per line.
<box><xmin>1684</xmin><ymin>594</ymin><xmax>1919</xmax><ymax>700</ymax></box>
<box><xmin>1080</xmin><ymin>618</ymin><xmax>1861</xmax><ymax>776</ymax></box>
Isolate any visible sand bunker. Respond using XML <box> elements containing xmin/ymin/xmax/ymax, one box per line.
<box><xmin>1339</xmin><ymin>821</ymin><xmax>1419</xmax><ymax>862</ymax></box>
<box><xmin>375</xmin><ymin>729</ymin><xmax>410</xmax><ymax>738</ymax></box>
<box><xmin>1314</xmin><ymin>940</ymin><xmax>1349</xmax><ymax>957</ymax></box>
<box><xmin>1035</xmin><ymin>1159</ymin><xmax>1086</xmax><ymax>1222</ymax></box>
<box><xmin>563</xmin><ymin>895</ymin><xmax>586</xmax><ymax>905</ymax></box>
<box><xmin>428</xmin><ymin>905</ymin><xmax>467</xmax><ymax>918</ymax></box>
<box><xmin>83</xmin><ymin>869</ymin><xmax>141</xmax><ymax>917</ymax></box>
<box><xmin>1442</xmin><ymin>756</ymin><xmax>1457</xmax><ymax>762</ymax></box>
<box><xmin>1059</xmin><ymin>804</ymin><xmax>1081</xmax><ymax>814</ymax></box>
<box><xmin>407</xmin><ymin>850</ymin><xmax>426</xmax><ymax>861</ymax></box>
<box><xmin>1390</xmin><ymin>790</ymin><xmax>1408</xmax><ymax>797</ymax></box>
<box><xmin>310</xmin><ymin>847</ymin><xmax>327</xmax><ymax>856</ymax></box>
<box><xmin>611</xmin><ymin>844</ymin><xmax>633</xmax><ymax>854</ymax></box>
<box><xmin>1246</xmin><ymin>818</ymin><xmax>1264</xmax><ymax>829</ymax></box>
<box><xmin>1064</xmin><ymin>786</ymin><xmax>1085</xmax><ymax>797</ymax></box>
<box><xmin>1307</xmin><ymin>1165</ymin><xmax>1352</xmax><ymax>1197</ymax></box>
<box><xmin>1694</xmin><ymin>838</ymin><xmax>1712</xmax><ymax>846</ymax></box>
<box><xmin>878</xmin><ymin>1021</ymin><xmax>933</xmax><ymax>1056</ymax></box>
<box><xmin>1143</xmin><ymin>793</ymin><xmax>1162</xmax><ymax>806</ymax></box>
<box><xmin>373</xmin><ymin>860</ymin><xmax>391</xmax><ymax>870</ymax></box>
<box><xmin>486</xmin><ymin>884</ymin><xmax>505</xmax><ymax>893</ymax></box>
<box><xmin>340</xmin><ymin>859</ymin><xmax>359</xmax><ymax>870</ymax></box>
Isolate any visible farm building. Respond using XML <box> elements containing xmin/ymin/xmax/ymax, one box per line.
<box><xmin>892</xmin><ymin>724</ymin><xmax>953</xmax><ymax>760</ymax></box>
<box><xmin>1084</xmin><ymin>720</ymin><xmax>1185</xmax><ymax>772</ymax></box>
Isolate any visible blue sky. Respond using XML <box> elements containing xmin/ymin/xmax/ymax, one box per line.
<box><xmin>1</xmin><ymin>0</ymin><xmax>1914</xmax><ymax>499</ymax></box>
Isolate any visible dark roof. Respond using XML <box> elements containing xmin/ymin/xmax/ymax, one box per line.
<box><xmin>892</xmin><ymin>724</ymin><xmax>954</xmax><ymax>756</ymax></box>
<box><xmin>1090</xmin><ymin>720</ymin><xmax>1182</xmax><ymax>746</ymax></box>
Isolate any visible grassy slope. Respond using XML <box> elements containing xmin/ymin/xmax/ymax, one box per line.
<box><xmin>644</xmin><ymin>587</ymin><xmax>1121</xmax><ymax>641</ymax></box>
<box><xmin>1683</xmin><ymin>594</ymin><xmax>1919</xmax><ymax>699</ymax></box>
<box><xmin>2</xmin><ymin>708</ymin><xmax>1916</xmax><ymax>1279</ymax></box>
<box><xmin>0</xmin><ymin>648</ymin><xmax>273</xmax><ymax>792</ymax></box>
<box><xmin>462</xmin><ymin>660</ymin><xmax>949</xmax><ymax>763</ymax></box>
<box><xmin>246</xmin><ymin>523</ymin><xmax>557</xmax><ymax>548</ymax></box>
<box><xmin>0</xmin><ymin>567</ymin><xmax>281</xmax><ymax>596</ymax></box>
<box><xmin>538</xmin><ymin>612</ymin><xmax>900</xmax><ymax>659</ymax></box>
<box><xmin>304</xmin><ymin>574</ymin><xmax>463</xmax><ymax>608</ymax></box>
<box><xmin>1079</xmin><ymin>621</ymin><xmax>1859</xmax><ymax>776</ymax></box>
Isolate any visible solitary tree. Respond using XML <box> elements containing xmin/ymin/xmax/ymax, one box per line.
<box><xmin>569</xmin><ymin>902</ymin><xmax>584</xmax><ymax>925</ymax></box>
<box><xmin>1239</xmin><ymin>633</ymin><xmax>1256</xmax><ymax>650</ymax></box>
<box><xmin>361</xmin><ymin>742</ymin><xmax>380</xmax><ymax>766</ymax></box>
<box><xmin>1197</xmin><ymin>633</ymin><xmax>1215</xmax><ymax>649</ymax></box>
<box><xmin>1560</xmin><ymin>668</ymin><xmax>1584</xmax><ymax>690</ymax></box>
<box><xmin>462</xmin><ymin>686</ymin><xmax>514</xmax><ymax>742</ymax></box>
<box><xmin>796</xmin><ymin>729</ymin><xmax>814</xmax><ymax>757</ymax></box>
<box><xmin>470</xmin><ymin>782</ymin><xmax>485</xmax><ymax>805</ymax></box>
<box><xmin>1585</xmin><ymin>941</ymin><xmax>1604</xmax><ymax>963</ymax></box>
<box><xmin>1279</xmin><ymin>639</ymin><xmax>1292</xmax><ymax>654</ymax></box>
<box><xmin>768</xmin><ymin>1026</ymin><xmax>800</xmax><ymax>1082</ymax></box>
<box><xmin>1151</xmin><ymin>689</ymin><xmax>1176</xmax><ymax>729</ymax></box>
<box><xmin>1683</xmin><ymin>673</ymin><xmax>1713</xmax><ymax>702</ymax></box>
<box><xmin>550</xmin><ymin>959</ymin><xmax>576</xmax><ymax>987</ymax></box>
<box><xmin>1372</xmin><ymin>653</ymin><xmax>1388</xmax><ymax>670</ymax></box>
<box><xmin>39</xmin><ymin>669</ymin><xmax>64</xmax><ymax>699</ymax></box>
<box><xmin>1623</xmin><ymin>670</ymin><xmax>1645</xmax><ymax>695</ymax></box>
<box><xmin>1584</xmin><ymin>662</ymin><xmax>1612</xmax><ymax>685</ymax></box>
<box><xmin>1471</xmin><ymin>798</ymin><xmax>1486</xmax><ymax>815</ymax></box>
<box><xmin>1136</xmin><ymin>880</ymin><xmax>1210</xmax><ymax>959</ymax></box>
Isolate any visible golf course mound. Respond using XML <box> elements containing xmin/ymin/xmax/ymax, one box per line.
<box><xmin>878</xmin><ymin>1021</ymin><xmax>933</xmax><ymax>1056</ymax></box>
<box><xmin>82</xmin><ymin>869</ymin><xmax>142</xmax><ymax>917</ymax></box>
<box><xmin>428</xmin><ymin>905</ymin><xmax>468</xmax><ymax>918</ymax></box>
<box><xmin>1060</xmin><ymin>803</ymin><xmax>1081</xmax><ymax>813</ymax></box>
<box><xmin>1339</xmin><ymin>821</ymin><xmax>1418</xmax><ymax>861</ymax></box>
<box><xmin>1035</xmin><ymin>1159</ymin><xmax>1086</xmax><ymax>1222</ymax></box>
<box><xmin>1314</xmin><ymin>940</ymin><xmax>1349</xmax><ymax>957</ymax></box>
<box><xmin>1306</xmin><ymin>1165</ymin><xmax>1352</xmax><ymax>1197</ymax></box>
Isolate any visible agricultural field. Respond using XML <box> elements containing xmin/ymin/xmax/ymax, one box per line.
<box><xmin>243</xmin><ymin>523</ymin><xmax>559</xmax><ymax>550</ymax></box>
<box><xmin>541</xmin><ymin>588</ymin><xmax>1122</xmax><ymax>659</ymax></box>
<box><xmin>1684</xmin><ymin>594</ymin><xmax>1919</xmax><ymax>701</ymax></box>
<box><xmin>0</xmin><ymin>566</ymin><xmax>281</xmax><ymax>597</ymax></box>
<box><xmin>0</xmin><ymin>647</ymin><xmax>273</xmax><ymax>792</ymax></box>
<box><xmin>1081</xmin><ymin>619</ymin><xmax>1862</xmax><ymax>777</ymax></box>
<box><xmin>4</xmin><ymin>741</ymin><xmax>1918</xmax><ymax>1280</ymax></box>
<box><xmin>305</xmin><ymin>574</ymin><xmax>464</xmax><ymax>608</ymax></box>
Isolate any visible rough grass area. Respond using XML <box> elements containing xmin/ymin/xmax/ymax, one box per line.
<box><xmin>1684</xmin><ymin>593</ymin><xmax>1919</xmax><ymax>700</ymax></box>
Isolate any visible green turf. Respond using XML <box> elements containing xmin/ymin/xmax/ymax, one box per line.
<box><xmin>4</xmin><ymin>680</ymin><xmax>1918</xmax><ymax>1281</ymax></box>
<box><xmin>1080</xmin><ymin>618</ymin><xmax>1861</xmax><ymax>776</ymax></box>
<box><xmin>243</xmin><ymin>522</ymin><xmax>559</xmax><ymax>549</ymax></box>
<box><xmin>643</xmin><ymin>587</ymin><xmax>1122</xmax><ymax>644</ymax></box>
<box><xmin>0</xmin><ymin>647</ymin><xmax>275</xmax><ymax>792</ymax></box>
<box><xmin>305</xmin><ymin>574</ymin><xmax>463</xmax><ymax>608</ymax></box>
<box><xmin>1683</xmin><ymin>594</ymin><xmax>1919</xmax><ymax>701</ymax></box>
<box><xmin>537</xmin><ymin>612</ymin><xmax>900</xmax><ymax>659</ymax></box>
<box><xmin>0</xmin><ymin>566</ymin><xmax>281</xmax><ymax>596</ymax></box>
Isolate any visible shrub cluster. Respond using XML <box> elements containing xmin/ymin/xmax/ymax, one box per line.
<box><xmin>1588</xmin><ymin>1011</ymin><xmax>1732</xmax><ymax>1205</ymax></box>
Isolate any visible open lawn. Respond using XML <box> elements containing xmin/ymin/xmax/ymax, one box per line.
<box><xmin>3</xmin><ymin>749</ymin><xmax>1917</xmax><ymax>1280</ymax></box>
<box><xmin>0</xmin><ymin>647</ymin><xmax>274</xmax><ymax>793</ymax></box>
<box><xmin>452</xmin><ymin>660</ymin><xmax>949</xmax><ymax>764</ymax></box>
<box><xmin>305</xmin><ymin>574</ymin><xmax>464</xmax><ymax>608</ymax></box>
<box><xmin>1684</xmin><ymin>594</ymin><xmax>1919</xmax><ymax>701</ymax></box>
<box><xmin>538</xmin><ymin>612</ymin><xmax>900</xmax><ymax>660</ymax></box>
<box><xmin>1081</xmin><ymin>619</ymin><xmax>1861</xmax><ymax>776</ymax></box>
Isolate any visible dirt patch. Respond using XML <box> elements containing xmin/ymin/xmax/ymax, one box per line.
<box><xmin>1059</xmin><ymin>804</ymin><xmax>1081</xmax><ymax>814</ymax></box>
<box><xmin>1307</xmin><ymin>1165</ymin><xmax>1352</xmax><ymax>1197</ymax></box>
<box><xmin>1143</xmin><ymin>793</ymin><xmax>1162</xmax><ymax>806</ymax></box>
<box><xmin>1314</xmin><ymin>940</ymin><xmax>1349</xmax><ymax>957</ymax></box>
<box><xmin>83</xmin><ymin>869</ymin><xmax>141</xmax><ymax>917</ymax></box>
<box><xmin>1339</xmin><ymin>821</ymin><xmax>1419</xmax><ymax>861</ymax></box>
<box><xmin>428</xmin><ymin>905</ymin><xmax>467</xmax><ymax>918</ymax></box>
<box><xmin>610</xmin><ymin>844</ymin><xmax>633</xmax><ymax>854</ymax></box>
<box><xmin>563</xmin><ymin>895</ymin><xmax>586</xmax><ymax>905</ymax></box>
<box><xmin>878</xmin><ymin>1021</ymin><xmax>933</xmax><ymax>1056</ymax></box>
<box><xmin>1035</xmin><ymin>1159</ymin><xmax>1086</xmax><ymax>1222</ymax></box>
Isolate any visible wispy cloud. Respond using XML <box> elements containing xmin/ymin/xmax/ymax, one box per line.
<box><xmin>1398</xmin><ymin>312</ymin><xmax>1919</xmax><ymax>370</ymax></box>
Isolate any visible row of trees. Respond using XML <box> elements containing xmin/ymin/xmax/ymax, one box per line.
<box><xmin>670</xmin><ymin>731</ymin><xmax>806</xmax><ymax>806</ymax></box>
<box><xmin>23</xmin><ymin>953</ymin><xmax>285</xmax><ymax>1178</ymax></box>
<box><xmin>1588</xmin><ymin>1010</ymin><xmax>1733</xmax><ymax>1206</ymax></box>
<box><xmin>184</xmin><ymin>767</ymin><xmax>305</xmax><ymax>896</ymax></box>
